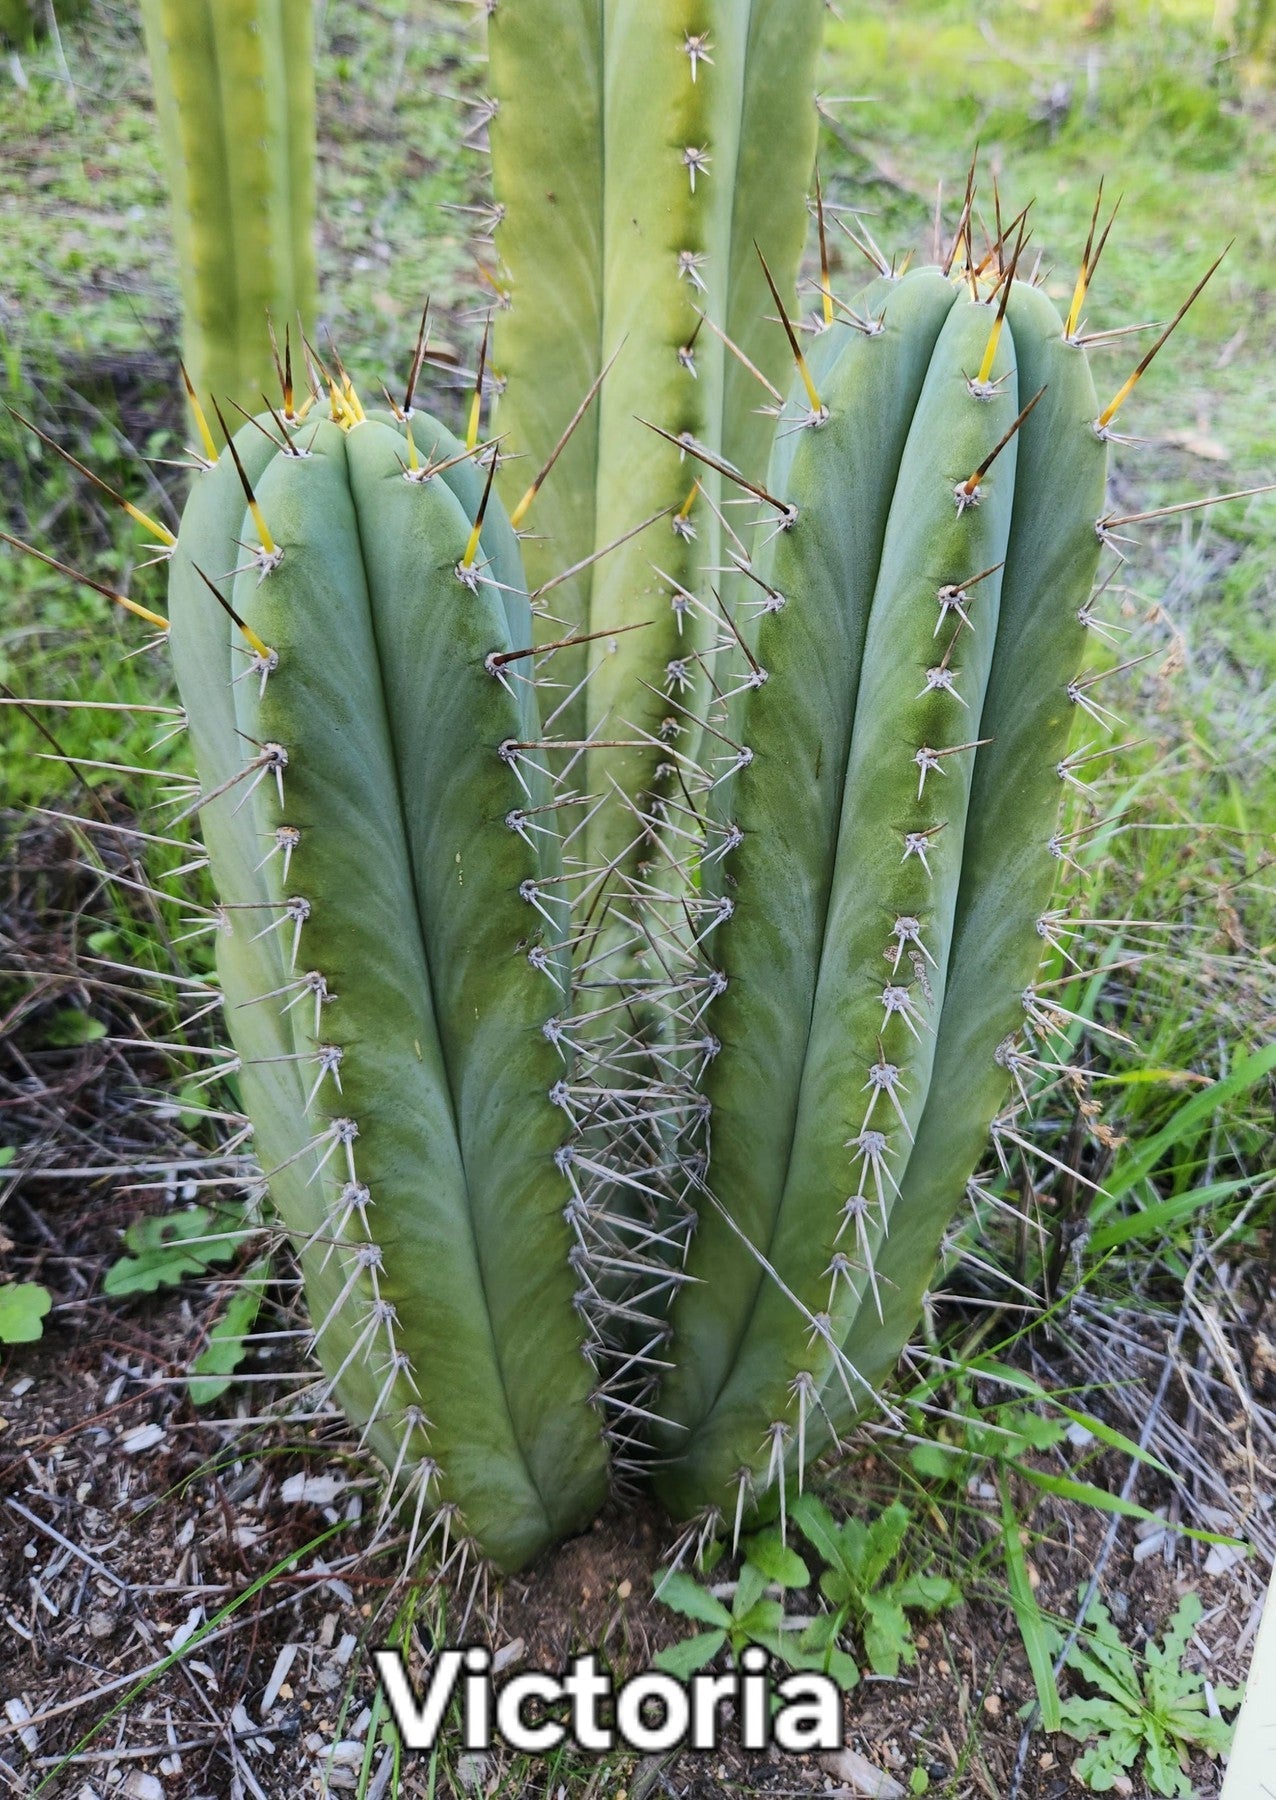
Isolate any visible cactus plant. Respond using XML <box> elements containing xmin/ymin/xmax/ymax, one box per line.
<box><xmin>0</xmin><ymin>0</ymin><xmax>88</xmax><ymax>49</ymax></box>
<box><xmin>139</xmin><ymin>0</ymin><xmax>317</xmax><ymax>425</ymax></box>
<box><xmin>646</xmin><ymin>257</ymin><xmax>1114</xmax><ymax>1524</ymax></box>
<box><xmin>163</xmin><ymin>384</ymin><xmax>608</xmax><ymax>1572</ymax></box>
<box><xmin>487</xmin><ymin>0</ymin><xmax>823</xmax><ymax>877</ymax></box>
<box><xmin>12</xmin><ymin>0</ymin><xmax>1249</xmax><ymax>1575</ymax></box>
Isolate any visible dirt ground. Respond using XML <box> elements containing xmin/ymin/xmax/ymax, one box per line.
<box><xmin>0</xmin><ymin>1309</ymin><xmax>1260</xmax><ymax>1799</ymax></box>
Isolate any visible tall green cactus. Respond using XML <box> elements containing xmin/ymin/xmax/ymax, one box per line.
<box><xmin>139</xmin><ymin>0</ymin><xmax>317</xmax><ymax>424</ymax></box>
<box><xmin>648</xmin><ymin>266</ymin><xmax>1109</xmax><ymax>1524</ymax></box>
<box><xmin>487</xmin><ymin>1</ymin><xmax>823</xmax><ymax>877</ymax></box>
<box><xmin>23</xmin><ymin>0</ymin><xmax>1225</xmax><ymax>1573</ymax></box>
<box><xmin>0</xmin><ymin>0</ymin><xmax>88</xmax><ymax>48</ymax></box>
<box><xmin>165</xmin><ymin>387</ymin><xmax>608</xmax><ymax>1572</ymax></box>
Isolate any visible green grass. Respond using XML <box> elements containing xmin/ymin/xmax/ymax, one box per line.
<box><xmin>0</xmin><ymin>0</ymin><xmax>481</xmax><ymax>368</ymax></box>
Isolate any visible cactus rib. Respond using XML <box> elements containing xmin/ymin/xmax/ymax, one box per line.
<box><xmin>168</xmin><ymin>403</ymin><xmax>608</xmax><ymax>1570</ymax></box>
<box><xmin>650</xmin><ymin>267</ymin><xmax>1109</xmax><ymax>1522</ymax></box>
<box><xmin>139</xmin><ymin>0</ymin><xmax>318</xmax><ymax>425</ymax></box>
<box><xmin>487</xmin><ymin>1</ymin><xmax>823</xmax><ymax>878</ymax></box>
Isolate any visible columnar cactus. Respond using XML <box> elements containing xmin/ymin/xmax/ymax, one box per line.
<box><xmin>0</xmin><ymin>0</ymin><xmax>87</xmax><ymax>47</ymax></box>
<box><xmin>21</xmin><ymin>3</ymin><xmax>1232</xmax><ymax>1574</ymax></box>
<box><xmin>647</xmin><ymin>263</ymin><xmax>1110</xmax><ymax>1524</ymax></box>
<box><xmin>487</xmin><ymin>1</ymin><xmax>823</xmax><ymax>875</ymax></box>
<box><xmin>139</xmin><ymin>0</ymin><xmax>317</xmax><ymax>424</ymax></box>
<box><xmin>165</xmin><ymin>387</ymin><xmax>608</xmax><ymax>1571</ymax></box>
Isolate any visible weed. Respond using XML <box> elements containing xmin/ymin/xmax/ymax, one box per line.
<box><xmin>0</xmin><ymin>1280</ymin><xmax>51</xmax><ymax>1342</ymax></box>
<box><xmin>101</xmin><ymin>1202</ymin><xmax>253</xmax><ymax>1297</ymax></box>
<box><xmin>790</xmin><ymin>1494</ymin><xmax>961</xmax><ymax>1681</ymax></box>
<box><xmin>1054</xmin><ymin>1589</ymin><xmax>1241</xmax><ymax>1795</ymax></box>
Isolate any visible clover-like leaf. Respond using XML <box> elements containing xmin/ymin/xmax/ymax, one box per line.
<box><xmin>0</xmin><ymin>1282</ymin><xmax>51</xmax><ymax>1344</ymax></box>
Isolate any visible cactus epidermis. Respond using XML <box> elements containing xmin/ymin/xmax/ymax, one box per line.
<box><xmin>488</xmin><ymin>0</ymin><xmax>824</xmax><ymax>880</ymax></box>
<box><xmin>167</xmin><ymin>393</ymin><xmax>608</xmax><ymax>1572</ymax></box>
<box><xmin>648</xmin><ymin>262</ymin><xmax>1110</xmax><ymax>1525</ymax></box>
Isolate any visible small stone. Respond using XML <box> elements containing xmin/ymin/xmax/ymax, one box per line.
<box><xmin>281</xmin><ymin>1473</ymin><xmax>346</xmax><ymax>1507</ymax></box>
<box><xmin>121</xmin><ymin>1422</ymin><xmax>165</xmax><ymax>1455</ymax></box>
<box><xmin>457</xmin><ymin>1752</ymin><xmax>490</xmax><ymax>1793</ymax></box>
<box><xmin>490</xmin><ymin>1638</ymin><xmax>524</xmax><ymax>1674</ymax></box>
<box><xmin>4</xmin><ymin>1698</ymin><xmax>38</xmax><ymax>1755</ymax></box>
<box><xmin>87</xmin><ymin>1609</ymin><xmax>116</xmax><ymax>1639</ymax></box>
<box><xmin>120</xmin><ymin>1774</ymin><xmax>164</xmax><ymax>1800</ymax></box>
<box><xmin>819</xmin><ymin>1748</ymin><xmax>906</xmax><ymax>1797</ymax></box>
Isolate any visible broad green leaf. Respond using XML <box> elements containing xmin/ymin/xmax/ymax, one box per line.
<box><xmin>733</xmin><ymin>1558</ymin><xmax>768</xmax><ymax>1620</ymax></box>
<box><xmin>0</xmin><ymin>1282</ymin><xmax>51</xmax><ymax>1344</ymax></box>
<box><xmin>862</xmin><ymin>1502</ymin><xmax>911</xmax><ymax>1587</ymax></box>
<box><xmin>895</xmin><ymin>1572</ymin><xmax>961</xmax><ymax>1614</ymax></box>
<box><xmin>909</xmin><ymin>1441</ymin><xmax>963</xmax><ymax>1481</ymax></box>
<box><xmin>103</xmin><ymin>1207</ymin><xmax>247</xmax><ymax>1297</ymax></box>
<box><xmin>797</xmin><ymin>1612</ymin><xmax>840</xmax><ymax>1652</ymax></box>
<box><xmin>790</xmin><ymin>1492</ymin><xmax>842</xmax><ymax>1568</ymax></box>
<box><xmin>40</xmin><ymin>1007</ymin><xmax>106</xmax><ymax>1048</ymax></box>
<box><xmin>653</xmin><ymin>1629</ymin><xmax>725</xmax><ymax>1679</ymax></box>
<box><xmin>743</xmin><ymin>1530</ymin><xmax>809</xmax><ymax>1590</ymax></box>
<box><xmin>862</xmin><ymin>1593</ymin><xmax>912</xmax><ymax>1678</ymax></box>
<box><xmin>1058</xmin><ymin>1696</ymin><xmax>1140</xmax><ymax>1738</ymax></box>
<box><xmin>1073</xmin><ymin>1723</ymin><xmax>1142</xmax><ymax>1789</ymax></box>
<box><xmin>1142</xmin><ymin>1726</ymin><xmax>1191</xmax><ymax>1798</ymax></box>
<box><xmin>651</xmin><ymin>1570</ymin><xmax>732</xmax><ymax>1629</ymax></box>
<box><xmin>188</xmin><ymin>1265</ymin><xmax>268</xmax><ymax>1405</ymax></box>
<box><xmin>821</xmin><ymin>1566</ymin><xmax>853</xmax><ymax>1608</ymax></box>
<box><xmin>733</xmin><ymin>1596</ymin><xmax>785</xmax><ymax>1641</ymax></box>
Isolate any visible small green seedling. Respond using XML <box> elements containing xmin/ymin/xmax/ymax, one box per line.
<box><xmin>0</xmin><ymin>1282</ymin><xmax>51</xmax><ymax>1345</ymax></box>
<box><xmin>38</xmin><ymin>1007</ymin><xmax>106</xmax><ymax>1049</ymax></box>
<box><xmin>103</xmin><ymin>1205</ymin><xmax>250</xmax><ymax>1297</ymax></box>
<box><xmin>1056</xmin><ymin>1590</ymin><xmax>1241</xmax><ymax>1796</ymax></box>
<box><xmin>791</xmin><ymin>1494</ymin><xmax>960</xmax><ymax>1679</ymax></box>
<box><xmin>908</xmin><ymin>1400</ymin><xmax>1071</xmax><ymax>1486</ymax></box>
<box><xmin>652</xmin><ymin>1530</ymin><xmax>855</xmax><ymax>1686</ymax></box>
<box><xmin>187</xmin><ymin>1259</ymin><xmax>270</xmax><ymax>1405</ymax></box>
